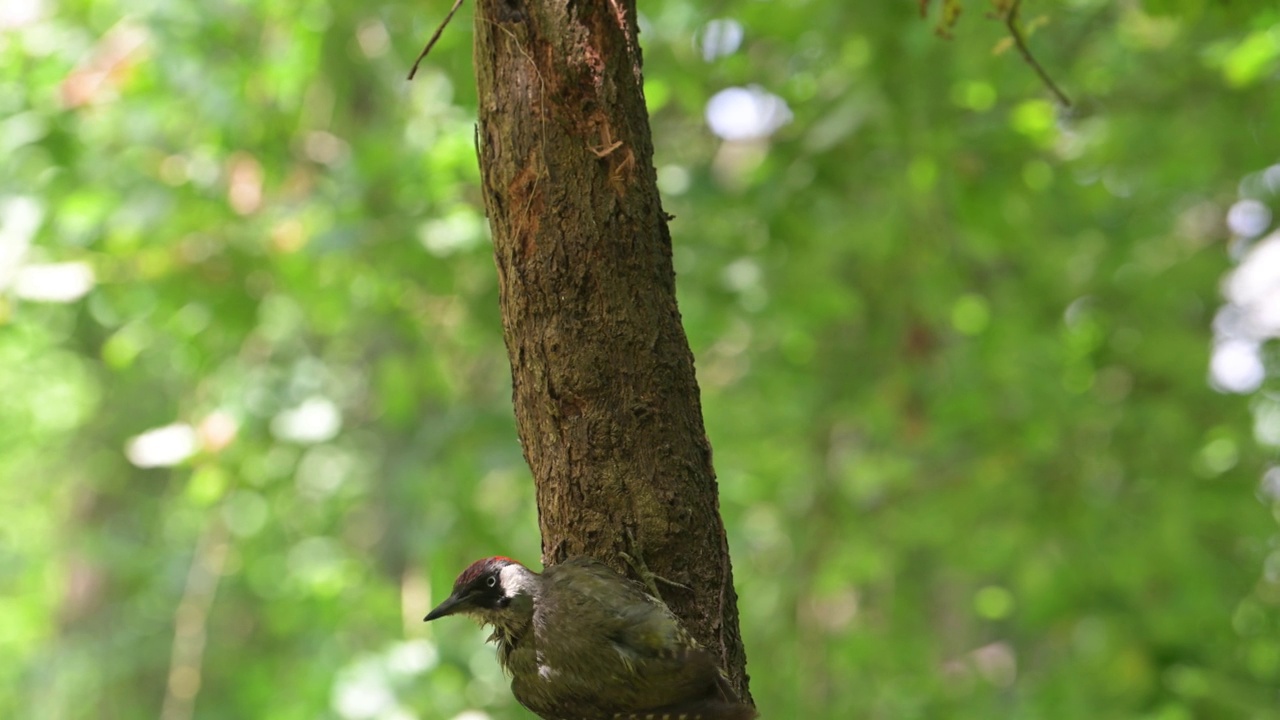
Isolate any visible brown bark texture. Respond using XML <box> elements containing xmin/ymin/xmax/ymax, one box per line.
<box><xmin>471</xmin><ymin>0</ymin><xmax>752</xmax><ymax>701</ymax></box>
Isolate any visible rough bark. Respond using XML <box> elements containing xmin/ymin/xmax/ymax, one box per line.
<box><xmin>472</xmin><ymin>0</ymin><xmax>752</xmax><ymax>701</ymax></box>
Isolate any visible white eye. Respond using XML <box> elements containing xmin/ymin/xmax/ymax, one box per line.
<box><xmin>486</xmin><ymin>576</ymin><xmax>497</xmax><ymax>588</ymax></box>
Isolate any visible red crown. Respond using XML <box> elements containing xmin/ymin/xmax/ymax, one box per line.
<box><xmin>455</xmin><ymin>556</ymin><xmax>520</xmax><ymax>586</ymax></box>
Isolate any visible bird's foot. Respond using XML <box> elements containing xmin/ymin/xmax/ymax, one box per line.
<box><xmin>620</xmin><ymin>528</ymin><xmax>691</xmax><ymax>598</ymax></box>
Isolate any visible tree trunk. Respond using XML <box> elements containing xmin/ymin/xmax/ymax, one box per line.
<box><xmin>472</xmin><ymin>0</ymin><xmax>752</xmax><ymax>701</ymax></box>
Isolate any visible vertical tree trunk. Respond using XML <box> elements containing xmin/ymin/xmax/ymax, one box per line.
<box><xmin>472</xmin><ymin>0</ymin><xmax>752</xmax><ymax>700</ymax></box>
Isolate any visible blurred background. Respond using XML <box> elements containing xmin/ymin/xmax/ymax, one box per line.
<box><xmin>4</xmin><ymin>1</ymin><xmax>1280</xmax><ymax>718</ymax></box>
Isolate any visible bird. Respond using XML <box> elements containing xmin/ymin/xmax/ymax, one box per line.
<box><xmin>424</xmin><ymin>555</ymin><xmax>757</xmax><ymax>720</ymax></box>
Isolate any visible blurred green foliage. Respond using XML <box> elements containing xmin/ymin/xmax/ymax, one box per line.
<box><xmin>3</xmin><ymin>1</ymin><xmax>1280</xmax><ymax>719</ymax></box>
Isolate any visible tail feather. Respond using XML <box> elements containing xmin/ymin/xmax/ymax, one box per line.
<box><xmin>611</xmin><ymin>699</ymin><xmax>758</xmax><ymax>720</ymax></box>
<box><xmin>713</xmin><ymin>670</ymin><xmax>742</xmax><ymax>704</ymax></box>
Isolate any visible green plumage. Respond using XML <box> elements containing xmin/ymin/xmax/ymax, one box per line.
<box><xmin>504</xmin><ymin>557</ymin><xmax>715</xmax><ymax>718</ymax></box>
<box><xmin>427</xmin><ymin>555</ymin><xmax>755</xmax><ymax>720</ymax></box>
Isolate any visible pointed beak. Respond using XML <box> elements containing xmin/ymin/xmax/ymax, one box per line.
<box><xmin>424</xmin><ymin>591</ymin><xmax>469</xmax><ymax>622</ymax></box>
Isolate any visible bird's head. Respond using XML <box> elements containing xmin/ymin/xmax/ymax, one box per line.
<box><xmin>424</xmin><ymin>556</ymin><xmax>537</xmax><ymax>625</ymax></box>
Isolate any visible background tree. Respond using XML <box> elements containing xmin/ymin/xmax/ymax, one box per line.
<box><xmin>3</xmin><ymin>2</ymin><xmax>1280</xmax><ymax>720</ymax></box>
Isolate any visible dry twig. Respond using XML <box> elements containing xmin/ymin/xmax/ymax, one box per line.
<box><xmin>1002</xmin><ymin>0</ymin><xmax>1072</xmax><ymax>108</ymax></box>
<box><xmin>407</xmin><ymin>0</ymin><xmax>467</xmax><ymax>80</ymax></box>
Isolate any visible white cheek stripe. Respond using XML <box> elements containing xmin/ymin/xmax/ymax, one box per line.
<box><xmin>498</xmin><ymin>563</ymin><xmax>537</xmax><ymax>598</ymax></box>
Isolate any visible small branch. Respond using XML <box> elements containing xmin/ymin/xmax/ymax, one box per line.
<box><xmin>407</xmin><ymin>0</ymin><xmax>467</xmax><ymax>81</ymax></box>
<box><xmin>159</xmin><ymin>516</ymin><xmax>230</xmax><ymax>720</ymax></box>
<box><xmin>1003</xmin><ymin>0</ymin><xmax>1071</xmax><ymax>109</ymax></box>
